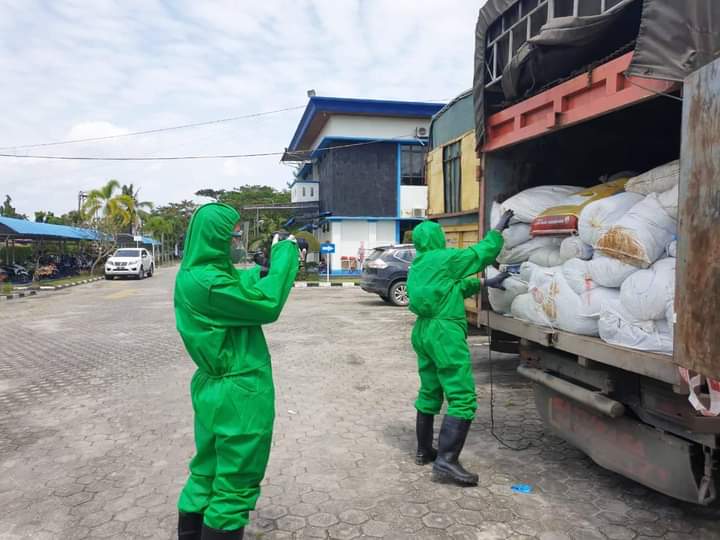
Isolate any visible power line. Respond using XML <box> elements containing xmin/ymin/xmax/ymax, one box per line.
<box><xmin>0</xmin><ymin>134</ymin><xmax>420</xmax><ymax>162</ymax></box>
<box><xmin>0</xmin><ymin>105</ymin><xmax>306</xmax><ymax>151</ymax></box>
<box><xmin>0</xmin><ymin>151</ymin><xmax>285</xmax><ymax>161</ymax></box>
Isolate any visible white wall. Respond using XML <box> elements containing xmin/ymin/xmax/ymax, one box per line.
<box><xmin>312</xmin><ymin>115</ymin><xmax>430</xmax><ymax>149</ymax></box>
<box><xmin>318</xmin><ymin>219</ymin><xmax>398</xmax><ymax>274</ymax></box>
<box><xmin>290</xmin><ymin>182</ymin><xmax>319</xmax><ymax>203</ymax></box>
<box><xmin>399</xmin><ymin>186</ymin><xmax>427</xmax><ymax>217</ymax></box>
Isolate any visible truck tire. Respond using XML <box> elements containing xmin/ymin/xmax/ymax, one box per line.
<box><xmin>148</xmin><ymin>264</ymin><xmax>154</xmax><ymax>277</ymax></box>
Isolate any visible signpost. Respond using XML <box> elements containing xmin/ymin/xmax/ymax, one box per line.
<box><xmin>320</xmin><ymin>242</ymin><xmax>335</xmax><ymax>282</ymax></box>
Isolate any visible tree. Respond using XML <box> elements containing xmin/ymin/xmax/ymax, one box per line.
<box><xmin>121</xmin><ymin>183</ymin><xmax>153</xmax><ymax>234</ymax></box>
<box><xmin>35</xmin><ymin>211</ymin><xmax>60</xmax><ymax>224</ymax></box>
<box><xmin>195</xmin><ymin>188</ymin><xmax>226</xmax><ymax>200</ymax></box>
<box><xmin>150</xmin><ymin>200</ymin><xmax>198</xmax><ymax>254</ymax></box>
<box><xmin>144</xmin><ymin>216</ymin><xmax>173</xmax><ymax>237</ymax></box>
<box><xmin>82</xmin><ymin>180</ymin><xmax>135</xmax><ymax>275</ymax></box>
<box><xmin>195</xmin><ymin>185</ymin><xmax>292</xmax><ymax>244</ymax></box>
<box><xmin>1</xmin><ymin>195</ymin><xmax>26</xmax><ymax>219</ymax></box>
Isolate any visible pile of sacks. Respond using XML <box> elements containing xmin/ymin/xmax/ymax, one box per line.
<box><xmin>487</xmin><ymin>160</ymin><xmax>679</xmax><ymax>355</ymax></box>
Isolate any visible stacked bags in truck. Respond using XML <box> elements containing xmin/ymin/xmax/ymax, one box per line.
<box><xmin>593</xmin><ymin>161</ymin><xmax>679</xmax><ymax>355</ymax></box>
<box><xmin>486</xmin><ymin>161</ymin><xmax>680</xmax><ymax>354</ymax></box>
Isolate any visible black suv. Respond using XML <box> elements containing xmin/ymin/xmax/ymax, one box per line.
<box><xmin>360</xmin><ymin>244</ymin><xmax>415</xmax><ymax>306</ymax></box>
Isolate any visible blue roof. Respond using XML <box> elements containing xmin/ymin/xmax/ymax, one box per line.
<box><xmin>142</xmin><ymin>236</ymin><xmax>161</xmax><ymax>246</ymax></box>
<box><xmin>0</xmin><ymin>216</ymin><xmax>161</xmax><ymax>244</ymax></box>
<box><xmin>285</xmin><ymin>96</ymin><xmax>445</xmax><ymax>156</ymax></box>
<box><xmin>0</xmin><ymin>216</ymin><xmax>102</xmax><ymax>240</ymax></box>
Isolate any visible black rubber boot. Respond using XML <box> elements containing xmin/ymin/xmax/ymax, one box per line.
<box><xmin>415</xmin><ymin>411</ymin><xmax>437</xmax><ymax>465</ymax></box>
<box><xmin>432</xmin><ymin>415</ymin><xmax>478</xmax><ymax>486</ymax></box>
<box><xmin>178</xmin><ymin>512</ymin><xmax>203</xmax><ymax>540</ymax></box>
<box><xmin>200</xmin><ymin>524</ymin><xmax>244</xmax><ymax>539</ymax></box>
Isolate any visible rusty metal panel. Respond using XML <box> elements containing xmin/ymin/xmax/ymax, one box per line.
<box><xmin>677</xmin><ymin>58</ymin><xmax>720</xmax><ymax>380</ymax></box>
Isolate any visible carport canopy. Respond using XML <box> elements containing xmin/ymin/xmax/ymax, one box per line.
<box><xmin>0</xmin><ymin>216</ymin><xmax>102</xmax><ymax>241</ymax></box>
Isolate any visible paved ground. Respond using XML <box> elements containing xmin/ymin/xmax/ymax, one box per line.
<box><xmin>1</xmin><ymin>267</ymin><xmax>719</xmax><ymax>540</ymax></box>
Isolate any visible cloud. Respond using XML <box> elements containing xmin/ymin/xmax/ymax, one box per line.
<box><xmin>66</xmin><ymin>121</ymin><xmax>129</xmax><ymax>140</ymax></box>
<box><xmin>0</xmin><ymin>0</ymin><xmax>482</xmax><ymax>216</ymax></box>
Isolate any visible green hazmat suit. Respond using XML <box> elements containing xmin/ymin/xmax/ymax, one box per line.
<box><xmin>174</xmin><ymin>203</ymin><xmax>298</xmax><ymax>531</ymax></box>
<box><xmin>407</xmin><ymin>221</ymin><xmax>504</xmax><ymax>421</ymax></box>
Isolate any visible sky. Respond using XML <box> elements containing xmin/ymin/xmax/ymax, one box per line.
<box><xmin>0</xmin><ymin>0</ymin><xmax>484</xmax><ymax>217</ymax></box>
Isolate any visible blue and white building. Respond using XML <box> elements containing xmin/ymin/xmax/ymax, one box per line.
<box><xmin>283</xmin><ymin>96</ymin><xmax>444</xmax><ymax>275</ymax></box>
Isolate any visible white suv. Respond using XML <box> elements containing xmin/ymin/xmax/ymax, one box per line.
<box><xmin>105</xmin><ymin>248</ymin><xmax>154</xmax><ymax>280</ymax></box>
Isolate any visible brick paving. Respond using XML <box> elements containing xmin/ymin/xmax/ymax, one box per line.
<box><xmin>1</xmin><ymin>268</ymin><xmax>719</xmax><ymax>539</ymax></box>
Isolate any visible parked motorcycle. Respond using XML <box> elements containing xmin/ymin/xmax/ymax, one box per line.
<box><xmin>0</xmin><ymin>263</ymin><xmax>32</xmax><ymax>284</ymax></box>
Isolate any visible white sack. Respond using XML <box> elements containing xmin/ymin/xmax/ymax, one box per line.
<box><xmin>519</xmin><ymin>261</ymin><xmax>539</xmax><ymax>283</ymax></box>
<box><xmin>599</xmin><ymin>299</ymin><xmax>673</xmax><ymax>355</ymax></box>
<box><xmin>511</xmin><ymin>293</ymin><xmax>552</xmax><ymax>327</ymax></box>
<box><xmin>527</xmin><ymin>268</ymin><xmax>600</xmax><ymax>335</ymax></box>
<box><xmin>595</xmin><ymin>193</ymin><xmax>677</xmax><ymax>268</ymax></box>
<box><xmin>497</xmin><ymin>236</ymin><xmax>562</xmax><ymax>264</ymax></box>
<box><xmin>578</xmin><ymin>192</ymin><xmax>644</xmax><ymax>247</ymax></box>
<box><xmin>577</xmin><ymin>287</ymin><xmax>621</xmax><ymax>318</ymax></box>
<box><xmin>666</xmin><ymin>302</ymin><xmax>675</xmax><ymax>343</ymax></box>
<box><xmin>528</xmin><ymin>246</ymin><xmax>565</xmax><ymax>267</ymax></box>
<box><xmin>503</xmin><ymin>223</ymin><xmax>532</xmax><ymax>249</ymax></box>
<box><xmin>560</xmin><ymin>236</ymin><xmax>594</xmax><ymax>261</ymax></box>
<box><xmin>620</xmin><ymin>257</ymin><xmax>675</xmax><ymax>321</ymax></box>
<box><xmin>491</xmin><ymin>201</ymin><xmax>521</xmax><ymax>227</ymax></box>
<box><xmin>562</xmin><ymin>258</ymin><xmax>598</xmax><ymax>295</ymax></box>
<box><xmin>667</xmin><ymin>240</ymin><xmax>677</xmax><ymax>258</ymax></box>
<box><xmin>625</xmin><ymin>160</ymin><xmax>679</xmax><ymax>195</ymax></box>
<box><xmin>486</xmin><ymin>266</ymin><xmax>529</xmax><ymax>314</ymax></box>
<box><xmin>500</xmin><ymin>185</ymin><xmax>581</xmax><ymax>223</ymax></box>
<box><xmin>588</xmin><ymin>255</ymin><xmax>638</xmax><ymax>288</ymax></box>
<box><xmin>658</xmin><ymin>184</ymin><xmax>679</xmax><ymax>220</ymax></box>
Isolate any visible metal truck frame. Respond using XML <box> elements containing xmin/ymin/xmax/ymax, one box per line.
<box><xmin>476</xmin><ymin>35</ymin><xmax>720</xmax><ymax>504</ymax></box>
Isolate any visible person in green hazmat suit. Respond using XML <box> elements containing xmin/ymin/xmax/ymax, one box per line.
<box><xmin>407</xmin><ymin>210</ymin><xmax>513</xmax><ymax>486</ymax></box>
<box><xmin>174</xmin><ymin>203</ymin><xmax>298</xmax><ymax>540</ymax></box>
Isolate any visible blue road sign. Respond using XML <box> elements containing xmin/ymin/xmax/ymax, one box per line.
<box><xmin>320</xmin><ymin>242</ymin><xmax>335</xmax><ymax>254</ymax></box>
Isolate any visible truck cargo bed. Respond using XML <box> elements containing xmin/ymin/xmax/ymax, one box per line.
<box><xmin>480</xmin><ymin>310</ymin><xmax>682</xmax><ymax>386</ymax></box>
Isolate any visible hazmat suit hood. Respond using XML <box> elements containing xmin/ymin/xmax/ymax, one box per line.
<box><xmin>181</xmin><ymin>203</ymin><xmax>239</xmax><ymax>273</ymax></box>
<box><xmin>413</xmin><ymin>221</ymin><xmax>446</xmax><ymax>253</ymax></box>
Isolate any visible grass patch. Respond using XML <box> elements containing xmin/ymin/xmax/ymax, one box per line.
<box><xmin>28</xmin><ymin>272</ymin><xmax>95</xmax><ymax>288</ymax></box>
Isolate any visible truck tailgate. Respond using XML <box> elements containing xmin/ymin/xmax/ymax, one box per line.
<box><xmin>480</xmin><ymin>310</ymin><xmax>681</xmax><ymax>386</ymax></box>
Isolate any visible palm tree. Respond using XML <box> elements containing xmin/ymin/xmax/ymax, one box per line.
<box><xmin>82</xmin><ymin>179</ymin><xmax>135</xmax><ymax>275</ymax></box>
<box><xmin>121</xmin><ymin>183</ymin><xmax>153</xmax><ymax>234</ymax></box>
<box><xmin>83</xmin><ymin>179</ymin><xmax>123</xmax><ymax>220</ymax></box>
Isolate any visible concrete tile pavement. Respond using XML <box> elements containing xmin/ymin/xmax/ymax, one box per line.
<box><xmin>0</xmin><ymin>268</ymin><xmax>719</xmax><ymax>539</ymax></box>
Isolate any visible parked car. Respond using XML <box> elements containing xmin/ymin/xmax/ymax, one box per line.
<box><xmin>360</xmin><ymin>244</ymin><xmax>414</xmax><ymax>306</ymax></box>
<box><xmin>105</xmin><ymin>248</ymin><xmax>154</xmax><ymax>280</ymax></box>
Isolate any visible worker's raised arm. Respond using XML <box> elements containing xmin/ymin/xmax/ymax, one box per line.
<box><xmin>207</xmin><ymin>240</ymin><xmax>298</xmax><ymax>326</ymax></box>
<box><xmin>446</xmin><ymin>210</ymin><xmax>514</xmax><ymax>280</ymax></box>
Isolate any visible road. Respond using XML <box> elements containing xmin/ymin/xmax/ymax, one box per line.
<box><xmin>1</xmin><ymin>267</ymin><xmax>719</xmax><ymax>539</ymax></box>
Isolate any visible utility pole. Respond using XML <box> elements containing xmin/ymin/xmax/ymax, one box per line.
<box><xmin>78</xmin><ymin>191</ymin><xmax>87</xmax><ymax>214</ymax></box>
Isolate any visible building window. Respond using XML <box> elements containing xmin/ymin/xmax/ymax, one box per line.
<box><xmin>302</xmin><ymin>187</ymin><xmax>306</xmax><ymax>197</ymax></box>
<box><xmin>443</xmin><ymin>141</ymin><xmax>461</xmax><ymax>213</ymax></box>
<box><xmin>401</xmin><ymin>145</ymin><xmax>426</xmax><ymax>186</ymax></box>
<box><xmin>310</xmin><ymin>187</ymin><xmax>314</xmax><ymax>197</ymax></box>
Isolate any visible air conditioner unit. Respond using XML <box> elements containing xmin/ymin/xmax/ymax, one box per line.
<box><xmin>412</xmin><ymin>208</ymin><xmax>426</xmax><ymax>218</ymax></box>
<box><xmin>415</xmin><ymin>126</ymin><xmax>428</xmax><ymax>138</ymax></box>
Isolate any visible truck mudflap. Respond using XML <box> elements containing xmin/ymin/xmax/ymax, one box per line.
<box><xmin>533</xmin><ymin>384</ymin><xmax>717</xmax><ymax>504</ymax></box>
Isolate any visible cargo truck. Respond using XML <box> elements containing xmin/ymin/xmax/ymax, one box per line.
<box><xmin>472</xmin><ymin>0</ymin><xmax>720</xmax><ymax>504</ymax></box>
